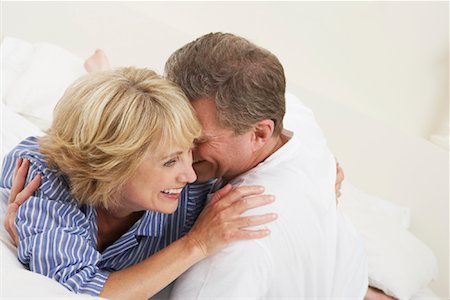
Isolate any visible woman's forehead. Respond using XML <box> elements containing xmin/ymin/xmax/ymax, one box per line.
<box><xmin>147</xmin><ymin>142</ymin><xmax>192</xmax><ymax>160</ymax></box>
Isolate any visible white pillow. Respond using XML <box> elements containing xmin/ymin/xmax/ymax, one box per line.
<box><xmin>1</xmin><ymin>37</ymin><xmax>86</xmax><ymax>131</ymax></box>
<box><xmin>340</xmin><ymin>181</ymin><xmax>411</xmax><ymax>229</ymax></box>
<box><xmin>1</xmin><ymin>37</ymin><xmax>35</xmax><ymax>100</ymax></box>
<box><xmin>1</xmin><ymin>101</ymin><xmax>44</xmax><ymax>160</ymax></box>
<box><xmin>339</xmin><ymin>182</ymin><xmax>438</xmax><ymax>299</ymax></box>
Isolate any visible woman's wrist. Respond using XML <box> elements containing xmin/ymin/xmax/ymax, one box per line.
<box><xmin>182</xmin><ymin>233</ymin><xmax>208</xmax><ymax>261</ymax></box>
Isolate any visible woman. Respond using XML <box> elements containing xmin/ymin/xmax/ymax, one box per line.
<box><xmin>0</xmin><ymin>67</ymin><xmax>277</xmax><ymax>299</ymax></box>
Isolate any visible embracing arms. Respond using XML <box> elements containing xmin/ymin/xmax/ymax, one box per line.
<box><xmin>3</xmin><ymin>158</ymin><xmax>276</xmax><ymax>299</ymax></box>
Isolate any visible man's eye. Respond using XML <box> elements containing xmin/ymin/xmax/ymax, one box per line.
<box><xmin>164</xmin><ymin>159</ymin><xmax>177</xmax><ymax>167</ymax></box>
<box><xmin>194</xmin><ymin>138</ymin><xmax>207</xmax><ymax>145</ymax></box>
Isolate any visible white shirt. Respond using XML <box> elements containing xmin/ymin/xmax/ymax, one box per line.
<box><xmin>170</xmin><ymin>94</ymin><xmax>368</xmax><ymax>299</ymax></box>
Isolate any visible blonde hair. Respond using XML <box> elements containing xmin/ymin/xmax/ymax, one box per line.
<box><xmin>39</xmin><ymin>67</ymin><xmax>201</xmax><ymax>209</ymax></box>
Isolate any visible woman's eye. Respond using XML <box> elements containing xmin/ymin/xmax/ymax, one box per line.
<box><xmin>163</xmin><ymin>159</ymin><xmax>177</xmax><ymax>167</ymax></box>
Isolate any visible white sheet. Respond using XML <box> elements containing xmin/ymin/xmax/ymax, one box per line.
<box><xmin>1</xmin><ymin>101</ymin><xmax>44</xmax><ymax>160</ymax></box>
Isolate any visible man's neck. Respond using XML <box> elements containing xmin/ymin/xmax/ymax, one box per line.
<box><xmin>224</xmin><ymin>129</ymin><xmax>290</xmax><ymax>184</ymax></box>
<box><xmin>255</xmin><ymin>133</ymin><xmax>286</xmax><ymax>165</ymax></box>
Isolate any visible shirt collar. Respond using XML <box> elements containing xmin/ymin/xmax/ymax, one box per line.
<box><xmin>135</xmin><ymin>210</ymin><xmax>168</xmax><ymax>237</ymax></box>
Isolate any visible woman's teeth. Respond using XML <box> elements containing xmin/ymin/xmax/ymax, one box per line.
<box><xmin>161</xmin><ymin>188</ymin><xmax>183</xmax><ymax>195</ymax></box>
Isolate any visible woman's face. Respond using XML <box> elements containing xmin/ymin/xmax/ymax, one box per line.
<box><xmin>121</xmin><ymin>146</ymin><xmax>197</xmax><ymax>214</ymax></box>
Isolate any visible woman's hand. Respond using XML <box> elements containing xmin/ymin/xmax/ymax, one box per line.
<box><xmin>335</xmin><ymin>161</ymin><xmax>344</xmax><ymax>202</ymax></box>
<box><xmin>185</xmin><ymin>184</ymin><xmax>277</xmax><ymax>257</ymax></box>
<box><xmin>4</xmin><ymin>158</ymin><xmax>41</xmax><ymax>245</ymax></box>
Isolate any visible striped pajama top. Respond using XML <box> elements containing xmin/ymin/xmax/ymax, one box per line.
<box><xmin>0</xmin><ymin>136</ymin><xmax>214</xmax><ymax>296</ymax></box>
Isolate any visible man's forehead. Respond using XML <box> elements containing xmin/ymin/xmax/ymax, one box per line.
<box><xmin>198</xmin><ymin>131</ymin><xmax>218</xmax><ymax>141</ymax></box>
<box><xmin>198</xmin><ymin>126</ymin><xmax>232</xmax><ymax>142</ymax></box>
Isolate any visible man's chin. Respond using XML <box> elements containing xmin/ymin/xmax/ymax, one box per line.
<box><xmin>193</xmin><ymin>163</ymin><xmax>216</xmax><ymax>182</ymax></box>
<box><xmin>194</xmin><ymin>173</ymin><xmax>216</xmax><ymax>183</ymax></box>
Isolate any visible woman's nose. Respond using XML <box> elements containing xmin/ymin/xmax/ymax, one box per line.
<box><xmin>179</xmin><ymin>163</ymin><xmax>197</xmax><ymax>184</ymax></box>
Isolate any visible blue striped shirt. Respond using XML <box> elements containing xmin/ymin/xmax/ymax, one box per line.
<box><xmin>0</xmin><ymin>136</ymin><xmax>214</xmax><ymax>296</ymax></box>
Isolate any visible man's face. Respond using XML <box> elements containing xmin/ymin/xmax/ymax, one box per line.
<box><xmin>191</xmin><ymin>98</ymin><xmax>255</xmax><ymax>182</ymax></box>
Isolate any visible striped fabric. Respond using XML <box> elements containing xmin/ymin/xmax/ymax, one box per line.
<box><xmin>0</xmin><ymin>136</ymin><xmax>214</xmax><ymax>296</ymax></box>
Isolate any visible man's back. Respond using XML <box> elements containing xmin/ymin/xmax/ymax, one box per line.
<box><xmin>170</xmin><ymin>96</ymin><xmax>368</xmax><ymax>299</ymax></box>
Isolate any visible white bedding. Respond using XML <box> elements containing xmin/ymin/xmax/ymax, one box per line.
<box><xmin>0</xmin><ymin>189</ymin><xmax>103</xmax><ymax>299</ymax></box>
<box><xmin>0</xmin><ymin>37</ymin><xmax>442</xmax><ymax>299</ymax></box>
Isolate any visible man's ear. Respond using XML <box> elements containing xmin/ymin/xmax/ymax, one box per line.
<box><xmin>251</xmin><ymin>119</ymin><xmax>275</xmax><ymax>151</ymax></box>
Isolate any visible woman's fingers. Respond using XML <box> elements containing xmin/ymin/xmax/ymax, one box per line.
<box><xmin>12</xmin><ymin>158</ymin><xmax>23</xmax><ymax>179</ymax></box>
<box><xmin>210</xmin><ymin>185</ymin><xmax>265</xmax><ymax>208</ymax></box>
<box><xmin>9</xmin><ymin>159</ymin><xmax>29</xmax><ymax>204</ymax></box>
<box><xmin>231</xmin><ymin>228</ymin><xmax>271</xmax><ymax>240</ymax></box>
<box><xmin>230</xmin><ymin>194</ymin><xmax>275</xmax><ymax>215</ymax></box>
<box><xmin>4</xmin><ymin>158</ymin><xmax>41</xmax><ymax>247</ymax></box>
<box><xmin>15</xmin><ymin>174</ymin><xmax>41</xmax><ymax>205</ymax></box>
<box><xmin>8</xmin><ymin>159</ymin><xmax>41</xmax><ymax>205</ymax></box>
<box><xmin>235</xmin><ymin>213</ymin><xmax>278</xmax><ymax>229</ymax></box>
<box><xmin>4</xmin><ymin>202</ymin><xmax>20</xmax><ymax>245</ymax></box>
<box><xmin>187</xmin><ymin>184</ymin><xmax>277</xmax><ymax>257</ymax></box>
<box><xmin>335</xmin><ymin>161</ymin><xmax>344</xmax><ymax>202</ymax></box>
<box><xmin>209</xmin><ymin>184</ymin><xmax>233</xmax><ymax>204</ymax></box>
<box><xmin>215</xmin><ymin>212</ymin><xmax>278</xmax><ymax>242</ymax></box>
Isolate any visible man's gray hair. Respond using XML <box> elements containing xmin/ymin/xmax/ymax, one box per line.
<box><xmin>165</xmin><ymin>32</ymin><xmax>286</xmax><ymax>135</ymax></box>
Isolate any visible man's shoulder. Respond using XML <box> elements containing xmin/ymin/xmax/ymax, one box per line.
<box><xmin>232</xmin><ymin>138</ymin><xmax>336</xmax><ymax>214</ymax></box>
<box><xmin>232</xmin><ymin>151</ymin><xmax>308</xmax><ymax>193</ymax></box>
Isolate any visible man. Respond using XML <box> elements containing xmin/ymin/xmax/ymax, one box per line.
<box><xmin>164</xmin><ymin>32</ymin><xmax>369</xmax><ymax>298</ymax></box>
<box><xmin>5</xmin><ymin>35</ymin><xmax>380</xmax><ymax>298</ymax></box>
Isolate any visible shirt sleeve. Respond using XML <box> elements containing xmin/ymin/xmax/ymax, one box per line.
<box><xmin>170</xmin><ymin>240</ymin><xmax>272</xmax><ymax>299</ymax></box>
<box><xmin>16</xmin><ymin>195</ymin><xmax>110</xmax><ymax>296</ymax></box>
<box><xmin>1</xmin><ymin>142</ymin><xmax>109</xmax><ymax>295</ymax></box>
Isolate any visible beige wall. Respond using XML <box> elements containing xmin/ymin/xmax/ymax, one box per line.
<box><xmin>136</xmin><ymin>1</ymin><xmax>449</xmax><ymax>145</ymax></box>
<box><xmin>3</xmin><ymin>1</ymin><xmax>448</xmax><ymax>146</ymax></box>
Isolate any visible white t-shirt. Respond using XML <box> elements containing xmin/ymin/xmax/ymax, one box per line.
<box><xmin>170</xmin><ymin>94</ymin><xmax>368</xmax><ymax>299</ymax></box>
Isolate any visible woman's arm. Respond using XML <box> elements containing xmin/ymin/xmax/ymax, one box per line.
<box><xmin>101</xmin><ymin>184</ymin><xmax>276</xmax><ymax>299</ymax></box>
<box><xmin>6</xmin><ymin>158</ymin><xmax>276</xmax><ymax>299</ymax></box>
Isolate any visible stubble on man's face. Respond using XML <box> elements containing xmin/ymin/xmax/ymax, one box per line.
<box><xmin>190</xmin><ymin>98</ymin><xmax>253</xmax><ymax>182</ymax></box>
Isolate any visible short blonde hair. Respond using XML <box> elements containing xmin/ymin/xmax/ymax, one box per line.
<box><xmin>39</xmin><ymin>67</ymin><xmax>201</xmax><ymax>209</ymax></box>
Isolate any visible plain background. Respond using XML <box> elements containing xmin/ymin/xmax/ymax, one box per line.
<box><xmin>2</xmin><ymin>1</ymin><xmax>449</xmax><ymax>297</ymax></box>
<box><xmin>2</xmin><ymin>1</ymin><xmax>448</xmax><ymax>145</ymax></box>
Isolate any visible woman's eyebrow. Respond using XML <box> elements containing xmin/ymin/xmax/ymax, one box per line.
<box><xmin>160</xmin><ymin>151</ymin><xmax>183</xmax><ymax>160</ymax></box>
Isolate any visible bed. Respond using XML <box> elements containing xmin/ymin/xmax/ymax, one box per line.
<box><xmin>0</xmin><ymin>4</ymin><xmax>448</xmax><ymax>298</ymax></box>
<box><xmin>0</xmin><ymin>35</ymin><xmax>446</xmax><ymax>300</ymax></box>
